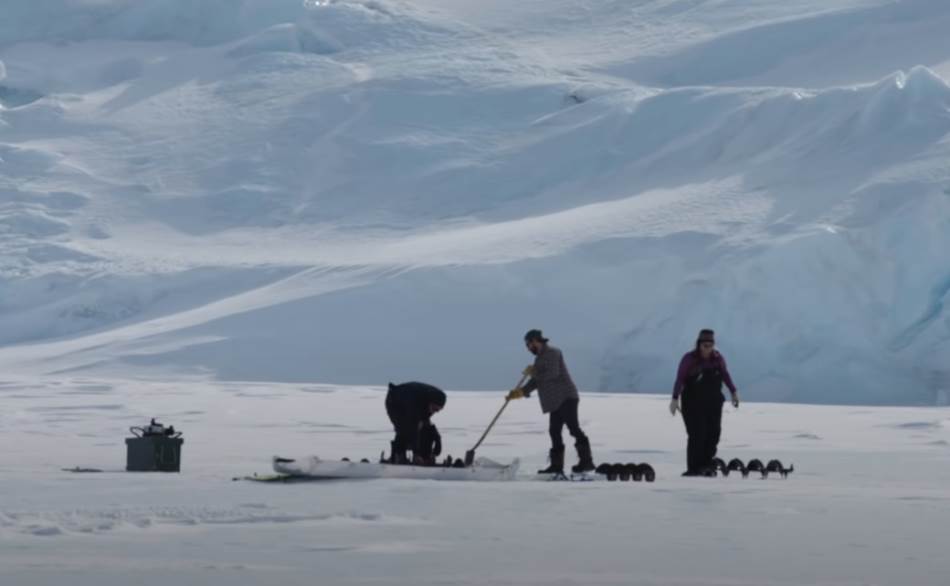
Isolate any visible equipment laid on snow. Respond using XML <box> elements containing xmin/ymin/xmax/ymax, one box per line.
<box><xmin>687</xmin><ymin>457</ymin><xmax>793</xmax><ymax>478</ymax></box>
<box><xmin>727</xmin><ymin>458</ymin><xmax>747</xmax><ymax>476</ymax></box>
<box><xmin>712</xmin><ymin>457</ymin><xmax>728</xmax><ymax>475</ymax></box>
<box><xmin>638</xmin><ymin>463</ymin><xmax>656</xmax><ymax>482</ymax></box>
<box><xmin>273</xmin><ymin>455</ymin><xmax>519</xmax><ymax>481</ymax></box>
<box><xmin>746</xmin><ymin>458</ymin><xmax>765</xmax><ymax>476</ymax></box>
<box><xmin>543</xmin><ymin>462</ymin><xmax>656</xmax><ymax>483</ymax></box>
<box><xmin>766</xmin><ymin>459</ymin><xmax>794</xmax><ymax>478</ymax></box>
<box><xmin>464</xmin><ymin>372</ymin><xmax>530</xmax><ymax>466</ymax></box>
<box><xmin>126</xmin><ymin>419</ymin><xmax>183</xmax><ymax>472</ymax></box>
<box><xmin>544</xmin><ymin>471</ymin><xmax>597</xmax><ymax>482</ymax></box>
<box><xmin>232</xmin><ymin>473</ymin><xmax>298</xmax><ymax>483</ymax></box>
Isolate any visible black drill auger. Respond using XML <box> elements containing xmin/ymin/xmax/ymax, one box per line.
<box><xmin>706</xmin><ymin>457</ymin><xmax>794</xmax><ymax>478</ymax></box>
<box><xmin>594</xmin><ymin>462</ymin><xmax>656</xmax><ymax>482</ymax></box>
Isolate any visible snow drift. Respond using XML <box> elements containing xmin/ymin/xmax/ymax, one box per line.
<box><xmin>1</xmin><ymin>0</ymin><xmax>950</xmax><ymax>404</ymax></box>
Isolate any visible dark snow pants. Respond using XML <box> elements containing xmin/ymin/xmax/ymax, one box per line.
<box><xmin>386</xmin><ymin>394</ymin><xmax>417</xmax><ymax>457</ymax></box>
<box><xmin>548</xmin><ymin>399</ymin><xmax>588</xmax><ymax>452</ymax></box>
<box><xmin>681</xmin><ymin>391</ymin><xmax>724</xmax><ymax>473</ymax></box>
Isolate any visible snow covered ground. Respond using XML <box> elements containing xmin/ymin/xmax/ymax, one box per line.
<box><xmin>3</xmin><ymin>2</ymin><xmax>950</xmax><ymax>583</ymax></box>
<box><xmin>1</xmin><ymin>0</ymin><xmax>950</xmax><ymax>403</ymax></box>
<box><xmin>2</xmin><ymin>380</ymin><xmax>950</xmax><ymax>586</ymax></box>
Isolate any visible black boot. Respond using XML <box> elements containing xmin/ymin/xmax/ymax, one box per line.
<box><xmin>389</xmin><ymin>442</ymin><xmax>408</xmax><ymax>465</ymax></box>
<box><xmin>571</xmin><ymin>438</ymin><xmax>595</xmax><ymax>473</ymax></box>
<box><xmin>537</xmin><ymin>447</ymin><xmax>565</xmax><ymax>474</ymax></box>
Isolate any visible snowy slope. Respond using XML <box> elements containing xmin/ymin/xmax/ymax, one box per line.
<box><xmin>2</xmin><ymin>380</ymin><xmax>950</xmax><ymax>586</ymax></box>
<box><xmin>2</xmin><ymin>0</ymin><xmax>950</xmax><ymax>403</ymax></box>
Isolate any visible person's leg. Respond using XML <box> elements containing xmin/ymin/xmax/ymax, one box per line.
<box><xmin>392</xmin><ymin>423</ymin><xmax>412</xmax><ymax>464</ymax></box>
<box><xmin>415</xmin><ymin>423</ymin><xmax>430</xmax><ymax>463</ymax></box>
<box><xmin>386</xmin><ymin>398</ymin><xmax>413</xmax><ymax>464</ymax></box>
<box><xmin>704</xmin><ymin>397</ymin><xmax>725</xmax><ymax>467</ymax></box>
<box><xmin>548</xmin><ymin>407</ymin><xmax>566</xmax><ymax>451</ymax></box>
<box><xmin>385</xmin><ymin>396</ymin><xmax>405</xmax><ymax>463</ymax></box>
<box><xmin>561</xmin><ymin>399</ymin><xmax>594</xmax><ymax>472</ymax></box>
<box><xmin>561</xmin><ymin>399</ymin><xmax>587</xmax><ymax>443</ymax></box>
<box><xmin>539</xmin><ymin>408</ymin><xmax>566</xmax><ymax>473</ymax></box>
<box><xmin>681</xmin><ymin>395</ymin><xmax>706</xmax><ymax>474</ymax></box>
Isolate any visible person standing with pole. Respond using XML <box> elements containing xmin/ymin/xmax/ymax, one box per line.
<box><xmin>508</xmin><ymin>329</ymin><xmax>595</xmax><ymax>475</ymax></box>
<box><xmin>670</xmin><ymin>329</ymin><xmax>740</xmax><ymax>476</ymax></box>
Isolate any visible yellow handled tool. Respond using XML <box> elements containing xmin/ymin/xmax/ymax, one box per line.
<box><xmin>464</xmin><ymin>372</ymin><xmax>530</xmax><ymax>466</ymax></box>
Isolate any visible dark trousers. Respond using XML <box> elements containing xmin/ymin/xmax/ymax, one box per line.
<box><xmin>385</xmin><ymin>394</ymin><xmax>414</xmax><ymax>454</ymax></box>
<box><xmin>548</xmin><ymin>399</ymin><xmax>588</xmax><ymax>451</ymax></box>
<box><xmin>681</xmin><ymin>393</ymin><xmax>724</xmax><ymax>472</ymax></box>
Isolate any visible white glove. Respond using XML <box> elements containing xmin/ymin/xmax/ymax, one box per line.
<box><xmin>731</xmin><ymin>392</ymin><xmax>740</xmax><ymax>409</ymax></box>
<box><xmin>669</xmin><ymin>397</ymin><xmax>680</xmax><ymax>416</ymax></box>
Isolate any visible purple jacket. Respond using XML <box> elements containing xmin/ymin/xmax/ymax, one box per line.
<box><xmin>672</xmin><ymin>350</ymin><xmax>737</xmax><ymax>399</ymax></box>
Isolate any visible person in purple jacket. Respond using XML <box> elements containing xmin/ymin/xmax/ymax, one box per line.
<box><xmin>670</xmin><ymin>329</ymin><xmax>741</xmax><ymax>476</ymax></box>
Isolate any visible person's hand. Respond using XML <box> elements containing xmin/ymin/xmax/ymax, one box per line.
<box><xmin>669</xmin><ymin>397</ymin><xmax>680</xmax><ymax>416</ymax></box>
<box><xmin>522</xmin><ymin>365</ymin><xmax>534</xmax><ymax>376</ymax></box>
<box><xmin>412</xmin><ymin>454</ymin><xmax>426</xmax><ymax>465</ymax></box>
<box><xmin>731</xmin><ymin>391</ymin><xmax>740</xmax><ymax>409</ymax></box>
<box><xmin>506</xmin><ymin>388</ymin><xmax>525</xmax><ymax>400</ymax></box>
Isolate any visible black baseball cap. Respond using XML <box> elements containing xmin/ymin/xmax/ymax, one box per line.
<box><xmin>524</xmin><ymin>329</ymin><xmax>549</xmax><ymax>344</ymax></box>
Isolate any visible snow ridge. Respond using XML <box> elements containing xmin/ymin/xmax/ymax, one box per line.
<box><xmin>1</xmin><ymin>0</ymin><xmax>950</xmax><ymax>404</ymax></box>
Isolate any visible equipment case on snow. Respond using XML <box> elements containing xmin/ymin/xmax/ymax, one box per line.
<box><xmin>125</xmin><ymin>421</ymin><xmax>184</xmax><ymax>472</ymax></box>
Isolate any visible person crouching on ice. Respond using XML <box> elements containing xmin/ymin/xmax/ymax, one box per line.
<box><xmin>385</xmin><ymin>382</ymin><xmax>445</xmax><ymax>465</ymax></box>
<box><xmin>507</xmin><ymin>330</ymin><xmax>595</xmax><ymax>475</ymax></box>
<box><xmin>670</xmin><ymin>329</ymin><xmax>740</xmax><ymax>476</ymax></box>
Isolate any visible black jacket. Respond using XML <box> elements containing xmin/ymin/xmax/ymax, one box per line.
<box><xmin>386</xmin><ymin>382</ymin><xmax>446</xmax><ymax>455</ymax></box>
<box><xmin>386</xmin><ymin>382</ymin><xmax>446</xmax><ymax>421</ymax></box>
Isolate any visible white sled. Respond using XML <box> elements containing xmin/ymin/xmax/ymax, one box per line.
<box><xmin>272</xmin><ymin>455</ymin><xmax>519</xmax><ymax>481</ymax></box>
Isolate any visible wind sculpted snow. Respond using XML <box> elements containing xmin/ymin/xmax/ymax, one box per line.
<box><xmin>1</xmin><ymin>0</ymin><xmax>950</xmax><ymax>403</ymax></box>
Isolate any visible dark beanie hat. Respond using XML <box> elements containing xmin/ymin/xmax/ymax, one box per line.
<box><xmin>697</xmin><ymin>329</ymin><xmax>716</xmax><ymax>343</ymax></box>
<box><xmin>429</xmin><ymin>387</ymin><xmax>447</xmax><ymax>407</ymax></box>
<box><xmin>524</xmin><ymin>329</ymin><xmax>549</xmax><ymax>344</ymax></box>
